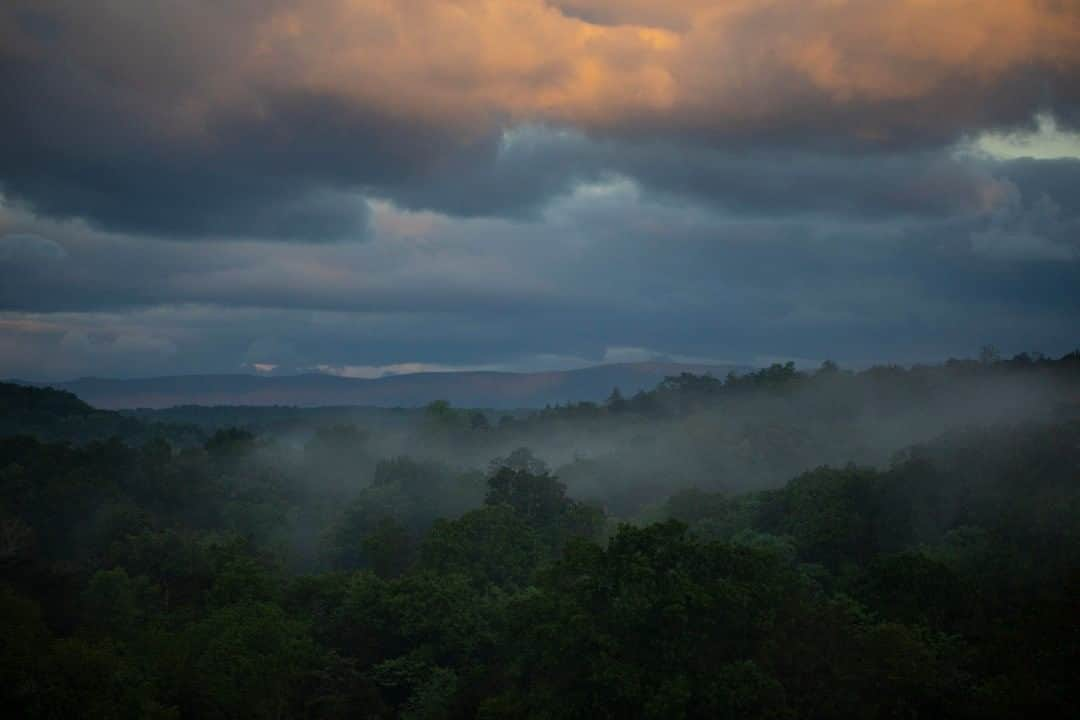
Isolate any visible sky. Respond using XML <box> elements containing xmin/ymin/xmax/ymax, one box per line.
<box><xmin>1</xmin><ymin>0</ymin><xmax>1079</xmax><ymax>380</ymax></box>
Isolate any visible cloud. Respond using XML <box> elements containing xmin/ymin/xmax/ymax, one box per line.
<box><xmin>0</xmin><ymin>233</ymin><xmax>67</xmax><ymax>262</ymax></box>
<box><xmin>970</xmin><ymin>193</ymin><xmax>1078</xmax><ymax>262</ymax></box>
<box><xmin>601</xmin><ymin>345</ymin><xmax>732</xmax><ymax>366</ymax></box>
<box><xmin>2</xmin><ymin>1</ymin><xmax>1079</xmax><ymax>236</ymax></box>
<box><xmin>247</xmin><ymin>363</ymin><xmax>279</xmax><ymax>374</ymax></box>
<box><xmin>967</xmin><ymin>113</ymin><xmax>1080</xmax><ymax>161</ymax></box>
<box><xmin>313</xmin><ymin>362</ymin><xmax>462</xmax><ymax>379</ymax></box>
<box><xmin>601</xmin><ymin>346</ymin><xmax>671</xmax><ymax>364</ymax></box>
<box><xmin>2</xmin><ymin>173</ymin><xmax>1078</xmax><ymax>381</ymax></box>
<box><xmin>2</xmin><ymin>2</ymin><xmax>1079</xmax><ymax>379</ymax></box>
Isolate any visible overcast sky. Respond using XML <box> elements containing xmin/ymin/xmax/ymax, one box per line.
<box><xmin>2</xmin><ymin>1</ymin><xmax>1079</xmax><ymax>380</ymax></box>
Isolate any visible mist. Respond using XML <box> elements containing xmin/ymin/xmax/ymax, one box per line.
<box><xmin>106</xmin><ymin>352</ymin><xmax>1080</xmax><ymax>567</ymax></box>
<box><xmin>3</xmin><ymin>349</ymin><xmax>1079</xmax><ymax>717</ymax></box>
<box><xmin>4</xmin><ymin>0</ymin><xmax>1080</xmax><ymax>713</ymax></box>
<box><xmin>238</xmin><ymin>354</ymin><xmax>1079</xmax><ymax>500</ymax></box>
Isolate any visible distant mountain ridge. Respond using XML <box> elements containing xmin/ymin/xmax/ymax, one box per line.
<box><xmin>16</xmin><ymin>362</ymin><xmax>749</xmax><ymax>410</ymax></box>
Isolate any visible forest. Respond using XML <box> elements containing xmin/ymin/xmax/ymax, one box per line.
<box><xmin>2</xmin><ymin>351</ymin><xmax>1078</xmax><ymax>718</ymax></box>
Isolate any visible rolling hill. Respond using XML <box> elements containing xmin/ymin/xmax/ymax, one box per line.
<box><xmin>16</xmin><ymin>362</ymin><xmax>748</xmax><ymax>410</ymax></box>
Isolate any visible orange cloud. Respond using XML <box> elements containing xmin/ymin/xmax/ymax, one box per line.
<box><xmin>242</xmin><ymin>0</ymin><xmax>1080</xmax><ymax>140</ymax></box>
<box><xmin>4</xmin><ymin>1</ymin><xmax>1080</xmax><ymax>142</ymax></box>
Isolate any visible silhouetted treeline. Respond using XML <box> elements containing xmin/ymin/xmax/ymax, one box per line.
<box><xmin>0</xmin><ymin>382</ymin><xmax>204</xmax><ymax>447</ymax></box>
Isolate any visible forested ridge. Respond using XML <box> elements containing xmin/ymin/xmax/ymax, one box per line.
<box><xmin>2</xmin><ymin>352</ymin><xmax>1078</xmax><ymax>718</ymax></box>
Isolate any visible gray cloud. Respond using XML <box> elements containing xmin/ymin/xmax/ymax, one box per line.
<box><xmin>1</xmin><ymin>1</ymin><xmax>1078</xmax><ymax>379</ymax></box>
<box><xmin>3</xmin><ymin>1</ymin><xmax>1080</xmax><ymax>238</ymax></box>
<box><xmin>0</xmin><ymin>233</ymin><xmax>67</xmax><ymax>262</ymax></box>
<box><xmin>2</xmin><ymin>178</ymin><xmax>1078</xmax><ymax>380</ymax></box>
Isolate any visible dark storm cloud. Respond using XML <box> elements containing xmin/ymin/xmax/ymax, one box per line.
<box><xmin>0</xmin><ymin>54</ymin><xmax>462</xmax><ymax>239</ymax></box>
<box><xmin>3</xmin><ymin>1</ymin><xmax>1080</xmax><ymax>238</ymax></box>
<box><xmin>1</xmin><ymin>1</ymin><xmax>1079</xmax><ymax>380</ymax></box>
<box><xmin>3</xmin><ymin>173</ymin><xmax>1079</xmax><ymax>381</ymax></box>
<box><xmin>351</xmin><ymin>121</ymin><xmax>1080</xmax><ymax>229</ymax></box>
